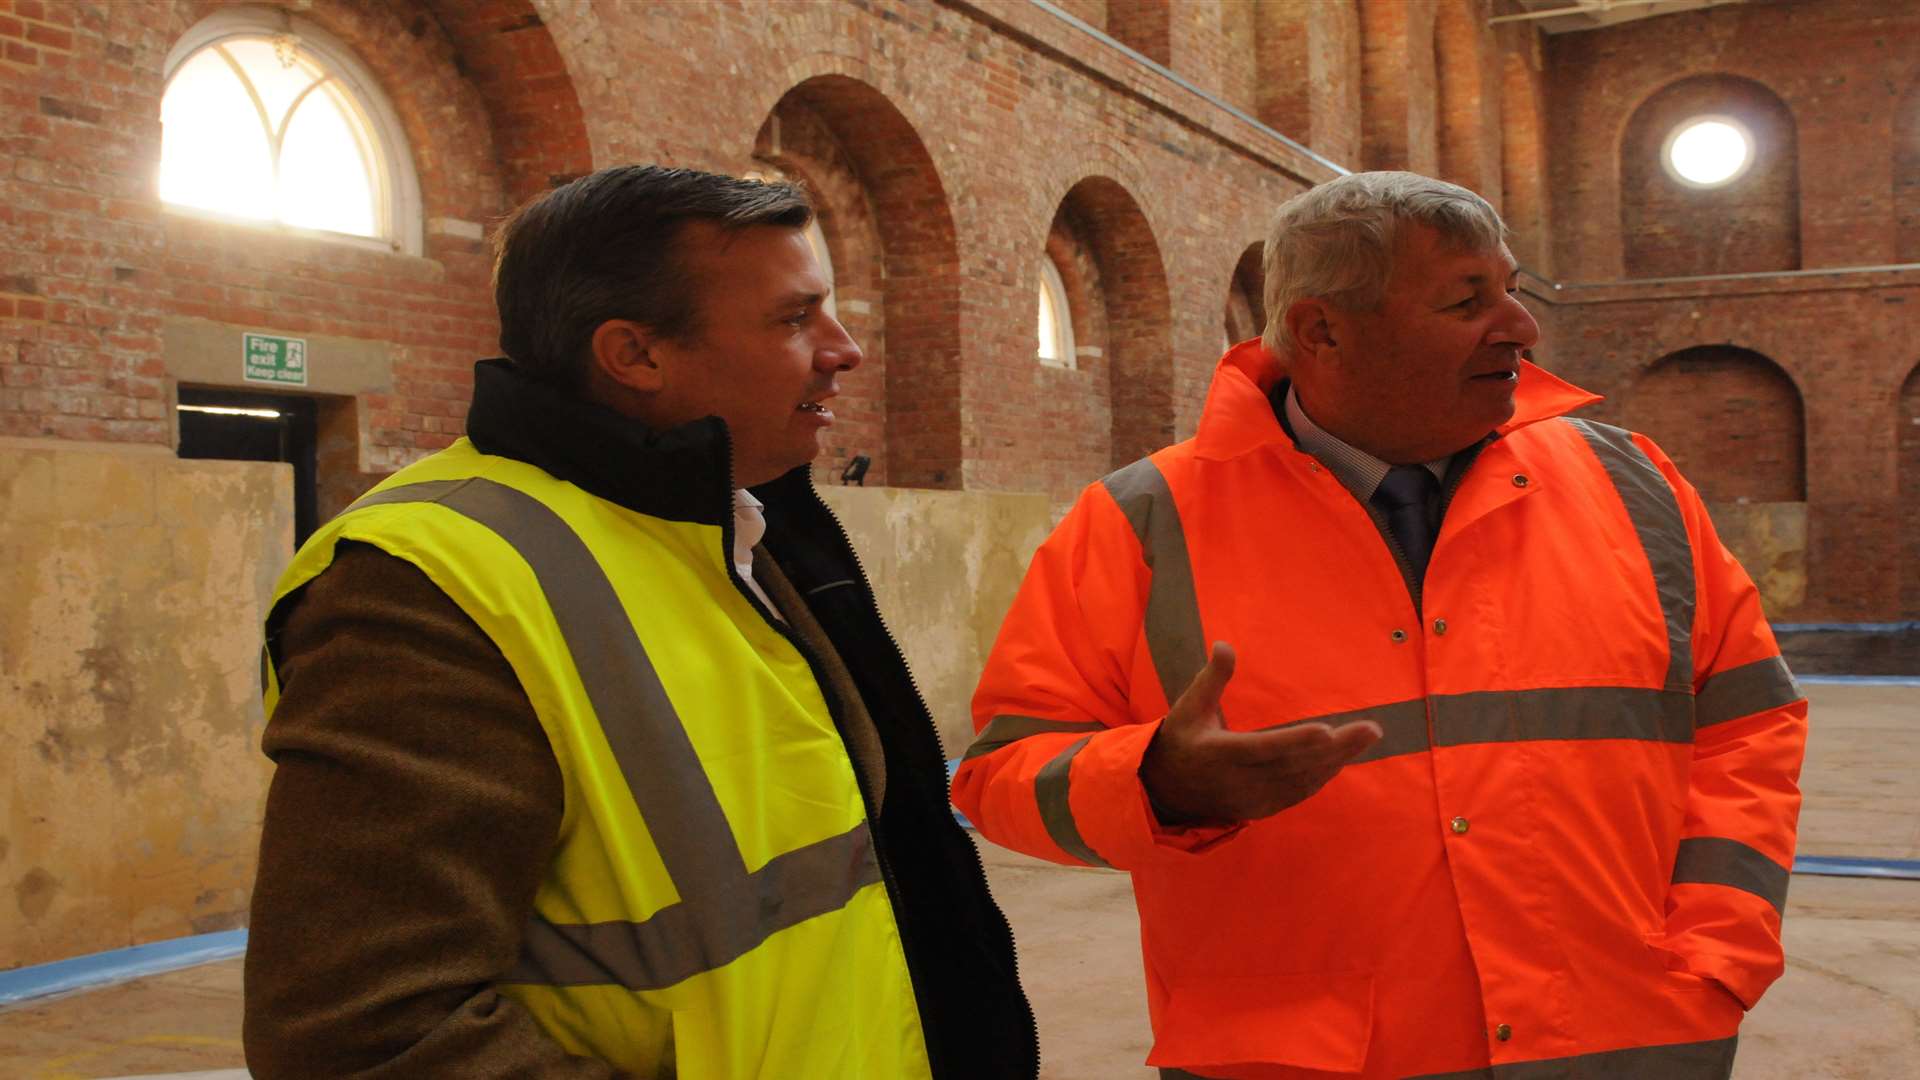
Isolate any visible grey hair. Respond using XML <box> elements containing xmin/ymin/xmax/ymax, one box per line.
<box><xmin>1260</xmin><ymin>171</ymin><xmax>1508</xmax><ymax>357</ymax></box>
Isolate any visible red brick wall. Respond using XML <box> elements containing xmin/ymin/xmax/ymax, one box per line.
<box><xmin>1434</xmin><ymin>0</ymin><xmax>1499</xmax><ymax>207</ymax></box>
<box><xmin>11</xmin><ymin>0</ymin><xmax>1906</xmax><ymax>616</ymax></box>
<box><xmin>1614</xmin><ymin>346</ymin><xmax>1805</xmax><ymax>502</ymax></box>
<box><xmin>1069</xmin><ymin>177</ymin><xmax>1175</xmax><ymax>471</ymax></box>
<box><xmin>1902</xmin><ymin>363</ymin><xmax>1920</xmax><ymax>615</ymax></box>
<box><xmin>423</xmin><ymin>0</ymin><xmax>593</xmax><ymax>206</ymax></box>
<box><xmin>1499</xmin><ymin>36</ymin><xmax>1550</xmax><ymax>274</ymax></box>
<box><xmin>1169</xmin><ymin>0</ymin><xmax>1256</xmax><ymax>116</ymax></box>
<box><xmin>1224</xmin><ymin>242</ymin><xmax>1265</xmax><ymax>346</ymax></box>
<box><xmin>1040</xmin><ymin>202</ymin><xmax>1114</xmax><ymax>508</ymax></box>
<box><xmin>1254</xmin><ymin>0</ymin><xmax>1362</xmax><ymax>165</ymax></box>
<box><xmin>1895</xmin><ymin>78</ymin><xmax>1920</xmax><ymax>263</ymax></box>
<box><xmin>1359</xmin><ymin>0</ymin><xmax>1437</xmax><ymax>174</ymax></box>
<box><xmin>0</xmin><ymin>0</ymin><xmax>589</xmax><ymax>472</ymax></box>
<box><xmin>1538</xmin><ymin>0</ymin><xmax>1919</xmax><ymax>617</ymax></box>
<box><xmin>1106</xmin><ymin>0</ymin><xmax>1170</xmax><ymax>65</ymax></box>
<box><xmin>1619</xmin><ymin>74</ymin><xmax>1799</xmax><ymax>278</ymax></box>
<box><xmin>1547</xmin><ymin>0</ymin><xmax>1912</xmax><ymax>280</ymax></box>
<box><xmin>1538</xmin><ymin>272</ymin><xmax>1916</xmax><ymax>619</ymax></box>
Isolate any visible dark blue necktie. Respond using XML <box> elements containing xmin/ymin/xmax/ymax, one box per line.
<box><xmin>1371</xmin><ymin>465</ymin><xmax>1440</xmax><ymax>587</ymax></box>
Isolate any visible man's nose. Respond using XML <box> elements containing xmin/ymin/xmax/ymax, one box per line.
<box><xmin>818</xmin><ymin>312</ymin><xmax>863</xmax><ymax>371</ymax></box>
<box><xmin>1492</xmin><ymin>293</ymin><xmax>1541</xmax><ymax>349</ymax></box>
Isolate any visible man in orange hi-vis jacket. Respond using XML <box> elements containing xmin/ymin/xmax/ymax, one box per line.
<box><xmin>952</xmin><ymin>171</ymin><xmax>1806</xmax><ymax>1080</ymax></box>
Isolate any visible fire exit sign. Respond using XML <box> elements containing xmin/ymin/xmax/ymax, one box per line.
<box><xmin>243</xmin><ymin>332</ymin><xmax>308</xmax><ymax>386</ymax></box>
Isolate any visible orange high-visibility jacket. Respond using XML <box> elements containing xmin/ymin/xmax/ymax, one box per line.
<box><xmin>953</xmin><ymin>341</ymin><xmax>1807</xmax><ymax>1080</ymax></box>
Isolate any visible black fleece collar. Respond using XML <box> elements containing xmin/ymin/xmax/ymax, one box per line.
<box><xmin>464</xmin><ymin>358</ymin><xmax>735</xmax><ymax>526</ymax></box>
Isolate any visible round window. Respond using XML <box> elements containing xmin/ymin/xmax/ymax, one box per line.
<box><xmin>1661</xmin><ymin>116</ymin><xmax>1755</xmax><ymax>189</ymax></box>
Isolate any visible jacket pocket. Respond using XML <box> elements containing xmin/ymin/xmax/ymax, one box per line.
<box><xmin>1146</xmin><ymin>971</ymin><xmax>1374</xmax><ymax>1074</ymax></box>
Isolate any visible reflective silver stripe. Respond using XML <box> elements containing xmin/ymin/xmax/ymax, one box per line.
<box><xmin>1564</xmin><ymin>419</ymin><xmax>1696</xmax><ymax>692</ymax></box>
<box><xmin>1252</xmin><ymin>699</ymin><xmax>1431</xmax><ymax>763</ymax></box>
<box><xmin>963</xmin><ymin>713</ymin><xmax>1108</xmax><ymax>761</ymax></box>
<box><xmin>1696</xmin><ymin>656</ymin><xmax>1801</xmax><ymax>728</ymax></box>
<box><xmin>1035</xmin><ymin>735</ymin><xmax>1112</xmax><ymax>868</ymax></box>
<box><xmin>1250</xmin><ymin>686</ymin><xmax>1694</xmax><ymax>762</ymax></box>
<box><xmin>1431</xmin><ymin>686</ymin><xmax>1696</xmax><ymax>747</ymax></box>
<box><xmin>1103</xmin><ymin>458</ymin><xmax>1207</xmax><ymax>710</ymax></box>
<box><xmin>1409</xmin><ymin>1033</ymin><xmax>1737</xmax><ymax>1079</ymax></box>
<box><xmin>1673</xmin><ymin>836</ymin><xmax>1790</xmax><ymax>915</ymax></box>
<box><xmin>509</xmin><ymin>822</ymin><xmax>882</xmax><ymax>989</ymax></box>
<box><xmin>349</xmin><ymin>478</ymin><xmax>880</xmax><ymax>988</ymax></box>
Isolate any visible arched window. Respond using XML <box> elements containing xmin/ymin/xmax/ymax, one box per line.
<box><xmin>160</xmin><ymin>8</ymin><xmax>421</xmax><ymax>253</ymax></box>
<box><xmin>1037</xmin><ymin>258</ymin><xmax>1075</xmax><ymax>369</ymax></box>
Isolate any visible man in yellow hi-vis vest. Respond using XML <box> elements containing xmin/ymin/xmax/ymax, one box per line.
<box><xmin>244</xmin><ymin>165</ymin><xmax>1037</xmax><ymax>1079</ymax></box>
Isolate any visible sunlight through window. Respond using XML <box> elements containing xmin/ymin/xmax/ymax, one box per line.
<box><xmin>1663</xmin><ymin>117</ymin><xmax>1754</xmax><ymax>189</ymax></box>
<box><xmin>1037</xmin><ymin>260</ymin><xmax>1074</xmax><ymax>369</ymax></box>
<box><xmin>160</xmin><ymin>34</ymin><xmax>382</xmax><ymax>239</ymax></box>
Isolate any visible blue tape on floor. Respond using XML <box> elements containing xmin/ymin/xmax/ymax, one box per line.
<box><xmin>1795</xmin><ymin>857</ymin><xmax>1920</xmax><ymax>880</ymax></box>
<box><xmin>947</xmin><ymin>758</ymin><xmax>974</xmax><ymax>829</ymax></box>
<box><xmin>1797</xmin><ymin>675</ymin><xmax>1920</xmax><ymax>686</ymax></box>
<box><xmin>0</xmin><ymin>928</ymin><xmax>248</xmax><ymax>1009</ymax></box>
<box><xmin>1773</xmin><ymin>621</ymin><xmax>1920</xmax><ymax>633</ymax></box>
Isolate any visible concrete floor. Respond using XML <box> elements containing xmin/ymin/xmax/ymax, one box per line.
<box><xmin>3</xmin><ymin>683</ymin><xmax>1915</xmax><ymax>1079</ymax></box>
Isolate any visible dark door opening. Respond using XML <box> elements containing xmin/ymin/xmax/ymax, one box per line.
<box><xmin>176</xmin><ymin>387</ymin><xmax>319</xmax><ymax>547</ymax></box>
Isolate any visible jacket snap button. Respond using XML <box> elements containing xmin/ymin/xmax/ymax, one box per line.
<box><xmin>1450</xmin><ymin>816</ymin><xmax>1469</xmax><ymax>835</ymax></box>
<box><xmin>1390</xmin><ymin>628</ymin><xmax>1407</xmax><ymax>643</ymax></box>
<box><xmin>1432</xmin><ymin>618</ymin><xmax>1448</xmax><ymax>635</ymax></box>
<box><xmin>1494</xmin><ymin>1023</ymin><xmax>1512</xmax><ymax>1041</ymax></box>
<box><xmin>1512</xmin><ymin>474</ymin><xmax>1529</xmax><ymax>487</ymax></box>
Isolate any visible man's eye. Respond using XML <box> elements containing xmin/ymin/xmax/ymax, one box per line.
<box><xmin>1446</xmin><ymin>297</ymin><xmax>1476</xmax><ymax>311</ymax></box>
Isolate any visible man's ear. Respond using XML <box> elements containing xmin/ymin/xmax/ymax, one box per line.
<box><xmin>1285</xmin><ymin>298</ymin><xmax>1339</xmax><ymax>359</ymax></box>
<box><xmin>589</xmin><ymin>319</ymin><xmax>665</xmax><ymax>395</ymax></box>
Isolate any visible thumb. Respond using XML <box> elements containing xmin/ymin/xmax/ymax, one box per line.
<box><xmin>1168</xmin><ymin>641</ymin><xmax>1235</xmax><ymax>730</ymax></box>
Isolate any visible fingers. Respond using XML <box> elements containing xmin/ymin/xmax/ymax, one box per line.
<box><xmin>1168</xmin><ymin>641</ymin><xmax>1237</xmax><ymax>730</ymax></box>
<box><xmin>1220</xmin><ymin>718</ymin><xmax>1381</xmax><ymax>767</ymax></box>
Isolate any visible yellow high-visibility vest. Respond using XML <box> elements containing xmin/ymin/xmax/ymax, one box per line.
<box><xmin>265</xmin><ymin>438</ymin><xmax>933</xmax><ymax>1079</ymax></box>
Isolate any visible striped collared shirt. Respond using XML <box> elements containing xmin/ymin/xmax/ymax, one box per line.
<box><xmin>1283</xmin><ymin>384</ymin><xmax>1450</xmax><ymax>504</ymax></box>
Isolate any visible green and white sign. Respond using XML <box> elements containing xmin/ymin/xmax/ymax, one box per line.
<box><xmin>243</xmin><ymin>332</ymin><xmax>308</xmax><ymax>386</ymax></box>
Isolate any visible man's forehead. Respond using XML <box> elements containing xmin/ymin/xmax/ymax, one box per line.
<box><xmin>1393</xmin><ymin>226</ymin><xmax>1516</xmax><ymax>284</ymax></box>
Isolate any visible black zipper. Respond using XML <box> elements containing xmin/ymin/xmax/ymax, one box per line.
<box><xmin>795</xmin><ymin>472</ymin><xmax>1039</xmax><ymax>1077</ymax></box>
<box><xmin>721</xmin><ymin>464</ymin><xmax>1038</xmax><ymax>1077</ymax></box>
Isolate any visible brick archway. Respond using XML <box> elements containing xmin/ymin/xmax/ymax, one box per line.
<box><xmin>1620</xmin><ymin>74</ymin><xmax>1799</xmax><ymax>278</ymax></box>
<box><xmin>1619</xmin><ymin>345</ymin><xmax>1806</xmax><ymax>503</ymax></box>
<box><xmin>754</xmin><ymin>74</ymin><xmax>961</xmax><ymax>489</ymax></box>
<box><xmin>421</xmin><ymin>0</ymin><xmax>593</xmax><ymax>208</ymax></box>
<box><xmin>1054</xmin><ymin>177</ymin><xmax>1174</xmax><ymax>470</ymax></box>
<box><xmin>1224</xmin><ymin>242</ymin><xmax>1266</xmax><ymax>348</ymax></box>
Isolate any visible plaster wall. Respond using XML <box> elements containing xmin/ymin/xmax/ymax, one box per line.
<box><xmin>1</xmin><ymin>439</ymin><xmax>288</xmax><ymax>969</ymax></box>
<box><xmin>0</xmin><ymin>467</ymin><xmax>1044</xmax><ymax>967</ymax></box>
<box><xmin>818</xmin><ymin>484</ymin><xmax>1052</xmax><ymax>757</ymax></box>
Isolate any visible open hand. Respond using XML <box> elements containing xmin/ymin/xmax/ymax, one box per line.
<box><xmin>1140</xmin><ymin>642</ymin><xmax>1383</xmax><ymax>826</ymax></box>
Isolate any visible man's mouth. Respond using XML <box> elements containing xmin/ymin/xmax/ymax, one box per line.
<box><xmin>1471</xmin><ymin>370</ymin><xmax>1519</xmax><ymax>382</ymax></box>
<box><xmin>798</xmin><ymin>401</ymin><xmax>832</xmax><ymax>416</ymax></box>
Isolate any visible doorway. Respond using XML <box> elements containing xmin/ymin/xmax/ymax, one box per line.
<box><xmin>175</xmin><ymin>386</ymin><xmax>319</xmax><ymax>546</ymax></box>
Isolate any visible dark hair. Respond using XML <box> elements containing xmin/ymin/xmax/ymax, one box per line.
<box><xmin>490</xmin><ymin>165</ymin><xmax>813</xmax><ymax>389</ymax></box>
